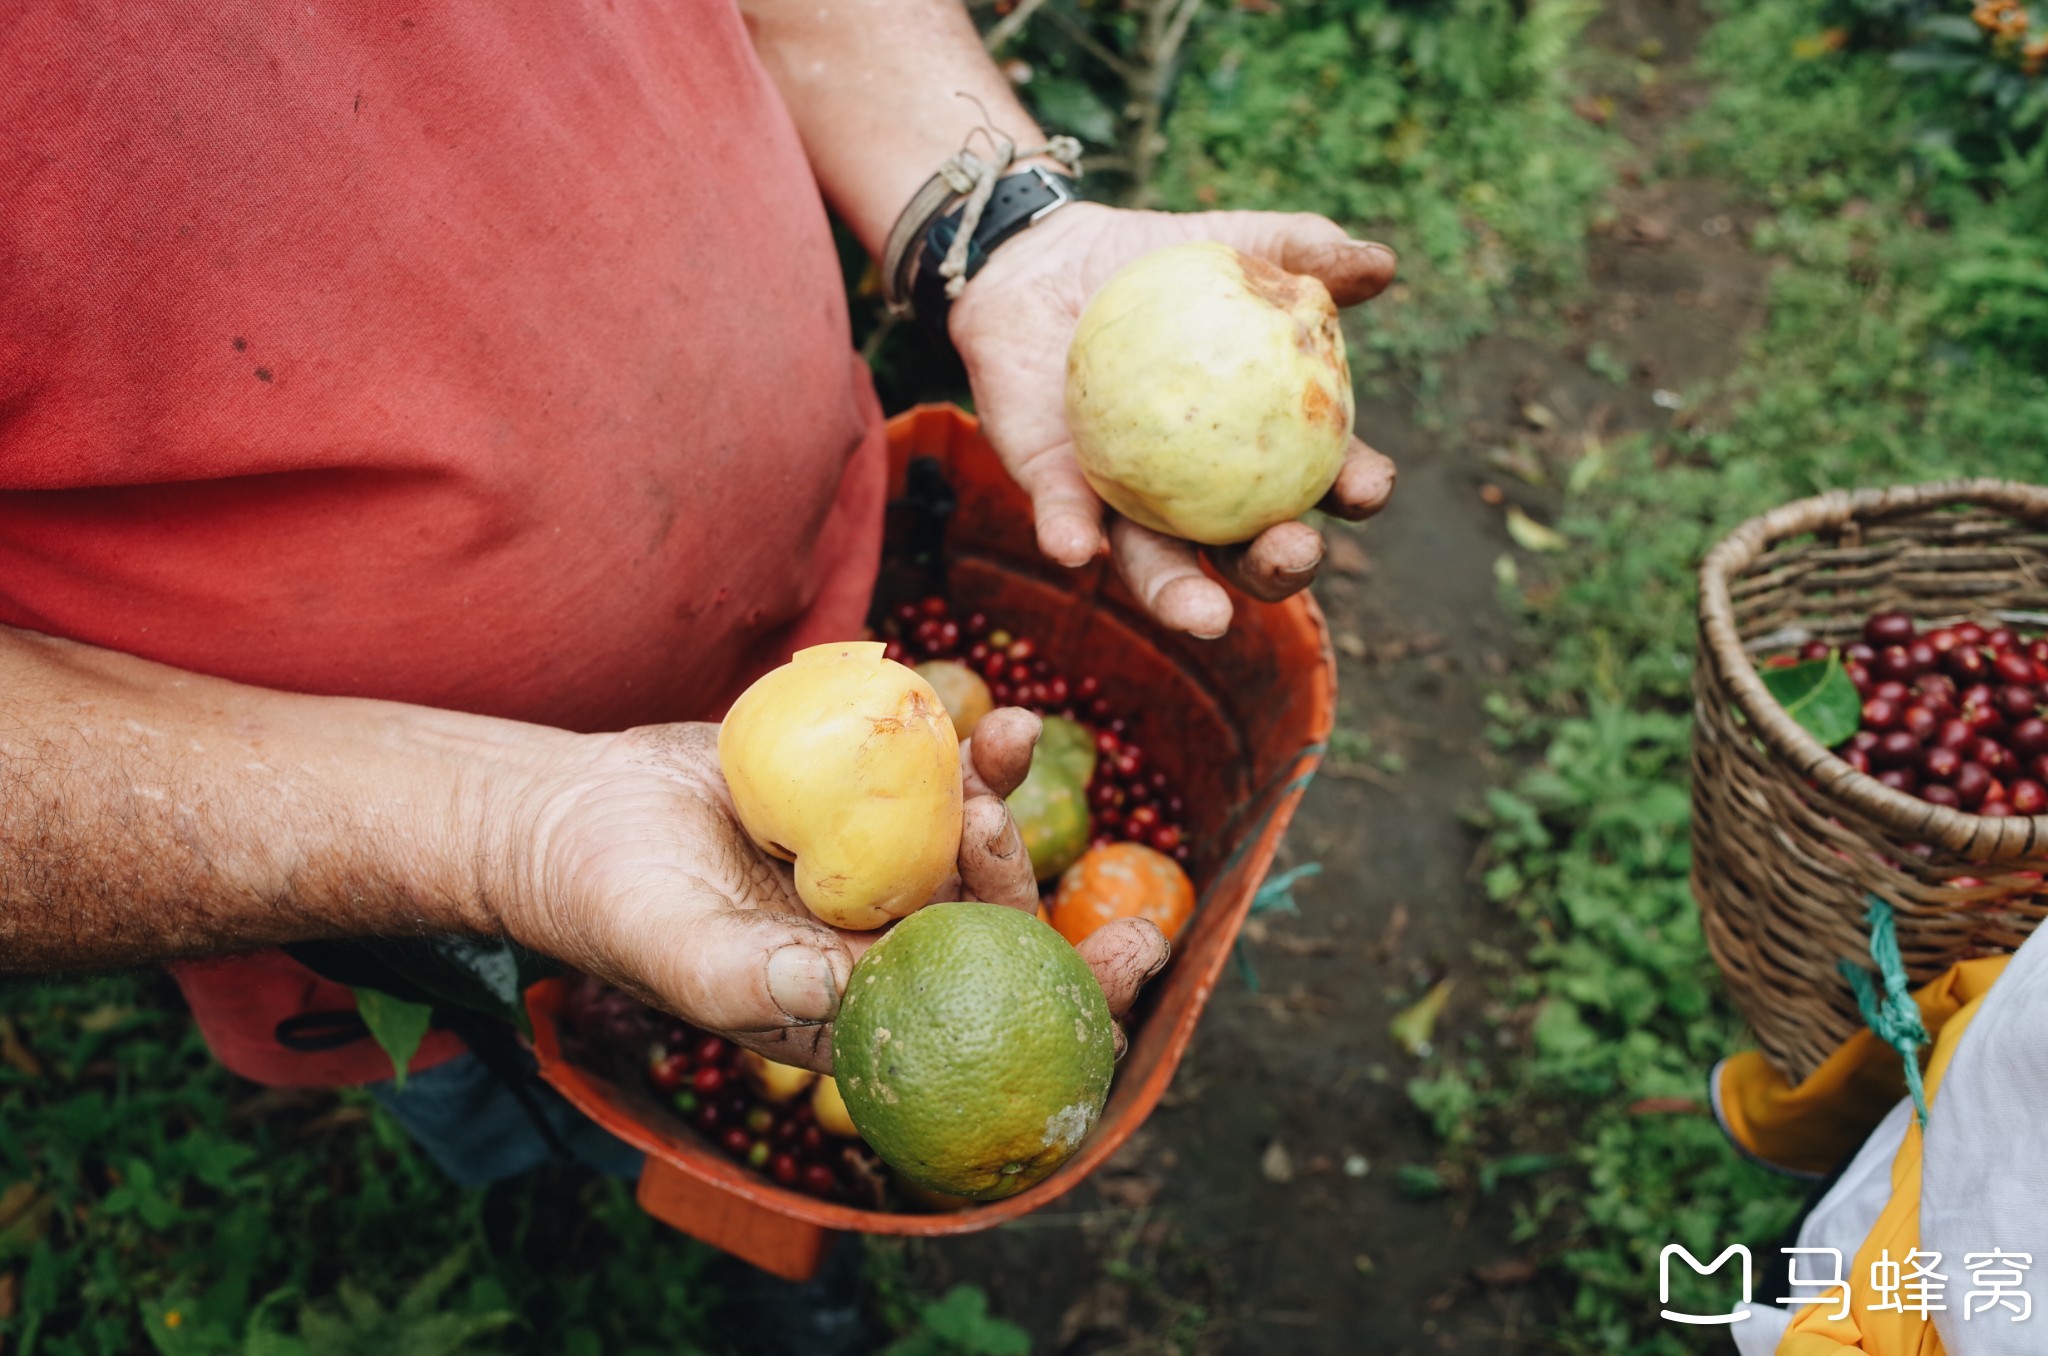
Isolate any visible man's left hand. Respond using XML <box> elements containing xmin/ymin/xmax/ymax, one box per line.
<box><xmin>951</xmin><ymin>202</ymin><xmax>1399</xmax><ymax>639</ymax></box>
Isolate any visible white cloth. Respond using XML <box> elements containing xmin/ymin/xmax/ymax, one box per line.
<box><xmin>1923</xmin><ymin>924</ymin><xmax>2048</xmax><ymax>1355</ymax></box>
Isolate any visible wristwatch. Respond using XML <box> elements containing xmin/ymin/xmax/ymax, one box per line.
<box><xmin>894</xmin><ymin>164</ymin><xmax>1079</xmax><ymax>340</ymax></box>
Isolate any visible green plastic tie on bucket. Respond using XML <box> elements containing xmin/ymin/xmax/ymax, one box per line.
<box><xmin>1838</xmin><ymin>894</ymin><xmax>1931</xmax><ymax>1129</ymax></box>
<box><xmin>1233</xmin><ymin>863</ymin><xmax>1324</xmax><ymax>993</ymax></box>
<box><xmin>1252</xmin><ymin>862</ymin><xmax>1322</xmax><ymax>916</ymax></box>
<box><xmin>1215</xmin><ymin>742</ymin><xmax>1324</xmax><ymax>995</ymax></box>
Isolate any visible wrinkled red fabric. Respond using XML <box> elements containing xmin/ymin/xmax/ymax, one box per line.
<box><xmin>3</xmin><ymin>0</ymin><xmax>885</xmax><ymax>1086</ymax></box>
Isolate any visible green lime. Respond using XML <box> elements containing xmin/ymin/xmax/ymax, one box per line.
<box><xmin>1036</xmin><ymin>714</ymin><xmax>1099</xmax><ymax>786</ymax></box>
<box><xmin>1007</xmin><ymin>755</ymin><xmax>1091</xmax><ymax>881</ymax></box>
<box><xmin>834</xmin><ymin>903</ymin><xmax>1114</xmax><ymax>1200</ymax></box>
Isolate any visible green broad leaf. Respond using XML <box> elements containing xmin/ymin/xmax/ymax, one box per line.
<box><xmin>914</xmin><ymin>1285</ymin><xmax>1028</xmax><ymax>1356</ymax></box>
<box><xmin>288</xmin><ymin>937</ymin><xmax>556</xmax><ymax>1037</ymax></box>
<box><xmin>1025</xmin><ymin>76</ymin><xmax>1119</xmax><ymax>147</ymax></box>
<box><xmin>1479</xmin><ymin>1153</ymin><xmax>1569</xmax><ymax>1195</ymax></box>
<box><xmin>352</xmin><ymin>988</ymin><xmax>432</xmax><ymax>1090</ymax></box>
<box><xmin>1889</xmin><ymin>49</ymin><xmax>1980</xmax><ymax>74</ymax></box>
<box><xmin>1758</xmin><ymin>654</ymin><xmax>1861</xmax><ymax>748</ymax></box>
<box><xmin>1912</xmin><ymin>15</ymin><xmax>1985</xmax><ymax>44</ymax></box>
<box><xmin>1396</xmin><ymin>1164</ymin><xmax>1448</xmax><ymax>1200</ymax></box>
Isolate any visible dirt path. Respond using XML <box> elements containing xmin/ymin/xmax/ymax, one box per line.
<box><xmin>891</xmin><ymin>1</ymin><xmax>1777</xmax><ymax>1351</ymax></box>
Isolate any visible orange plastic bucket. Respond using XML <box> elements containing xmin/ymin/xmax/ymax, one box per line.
<box><xmin>526</xmin><ymin>404</ymin><xmax>1336</xmax><ymax>1280</ymax></box>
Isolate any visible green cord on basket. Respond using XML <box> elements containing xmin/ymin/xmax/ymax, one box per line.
<box><xmin>1838</xmin><ymin>894</ymin><xmax>1932</xmax><ymax>1129</ymax></box>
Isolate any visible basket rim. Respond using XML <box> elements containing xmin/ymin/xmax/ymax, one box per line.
<box><xmin>1698</xmin><ymin>478</ymin><xmax>2048</xmax><ymax>860</ymax></box>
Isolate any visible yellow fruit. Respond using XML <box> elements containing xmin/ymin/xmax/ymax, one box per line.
<box><xmin>1064</xmin><ymin>240</ymin><xmax>1354</xmax><ymax>546</ymax></box>
<box><xmin>811</xmin><ymin>1075</ymin><xmax>860</xmax><ymax>1139</ymax></box>
<box><xmin>739</xmin><ymin>1050</ymin><xmax>817</xmax><ymax>1104</ymax></box>
<box><xmin>718</xmin><ymin>642</ymin><xmax>962</xmax><ymax>930</ymax></box>
<box><xmin>1007</xmin><ymin>755</ymin><xmax>1090</xmax><ymax>882</ymax></box>
<box><xmin>914</xmin><ymin>660</ymin><xmax>995</xmax><ymax>740</ymax></box>
<box><xmin>832</xmin><ymin>902</ymin><xmax>1114</xmax><ymax>1201</ymax></box>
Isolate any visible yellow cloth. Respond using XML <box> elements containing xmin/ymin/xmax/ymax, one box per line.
<box><xmin>1716</xmin><ymin>958</ymin><xmax>2009</xmax><ymax>1179</ymax></box>
<box><xmin>1713</xmin><ymin>956</ymin><xmax>2012</xmax><ymax>1355</ymax></box>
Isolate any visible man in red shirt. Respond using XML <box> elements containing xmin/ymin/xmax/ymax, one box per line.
<box><xmin>1</xmin><ymin>0</ymin><xmax>1396</xmax><ymax>1174</ymax></box>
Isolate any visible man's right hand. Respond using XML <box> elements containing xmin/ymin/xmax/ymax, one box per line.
<box><xmin>0</xmin><ymin>624</ymin><xmax>1169</xmax><ymax>1072</ymax></box>
<box><xmin>482</xmin><ymin>712</ymin><xmax>1169</xmax><ymax>1074</ymax></box>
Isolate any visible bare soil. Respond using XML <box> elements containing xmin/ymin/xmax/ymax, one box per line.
<box><xmin>877</xmin><ymin>1</ymin><xmax>1776</xmax><ymax>1350</ymax></box>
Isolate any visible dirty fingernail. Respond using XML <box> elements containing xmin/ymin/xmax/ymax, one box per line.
<box><xmin>768</xmin><ymin>946</ymin><xmax>842</xmax><ymax>1024</ymax></box>
<box><xmin>1349</xmin><ymin>239</ymin><xmax>1396</xmax><ymax>265</ymax></box>
<box><xmin>1145</xmin><ymin>943</ymin><xmax>1172</xmax><ymax>981</ymax></box>
<box><xmin>1279</xmin><ymin>552</ymin><xmax>1324</xmax><ymax>583</ymax></box>
<box><xmin>1113</xmin><ymin>1026</ymin><xmax>1129</xmax><ymax>1062</ymax></box>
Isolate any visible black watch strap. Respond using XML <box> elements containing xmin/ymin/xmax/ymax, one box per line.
<box><xmin>909</xmin><ymin>165</ymin><xmax>1078</xmax><ymax>340</ymax></box>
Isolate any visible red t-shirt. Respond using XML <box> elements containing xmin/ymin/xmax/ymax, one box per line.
<box><xmin>3</xmin><ymin>2</ymin><xmax>887</xmax><ymax>1085</ymax></box>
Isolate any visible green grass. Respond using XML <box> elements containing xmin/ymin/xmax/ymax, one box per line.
<box><xmin>1150</xmin><ymin>0</ymin><xmax>1613</xmax><ymax>382</ymax></box>
<box><xmin>0</xmin><ymin>975</ymin><xmax>728</xmax><ymax>1356</ymax></box>
<box><xmin>1409</xmin><ymin>0</ymin><xmax>2048</xmax><ymax>1348</ymax></box>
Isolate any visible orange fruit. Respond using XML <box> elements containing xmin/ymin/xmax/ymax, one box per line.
<box><xmin>1050</xmin><ymin>842</ymin><xmax>1195</xmax><ymax>946</ymax></box>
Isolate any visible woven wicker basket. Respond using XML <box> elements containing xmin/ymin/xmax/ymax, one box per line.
<box><xmin>1693</xmin><ymin>479</ymin><xmax>2048</xmax><ymax>1081</ymax></box>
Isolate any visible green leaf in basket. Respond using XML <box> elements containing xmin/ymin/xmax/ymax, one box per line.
<box><xmin>287</xmin><ymin>936</ymin><xmax>556</xmax><ymax>1037</ymax></box>
<box><xmin>1760</xmin><ymin>654</ymin><xmax>1863</xmax><ymax>748</ymax></box>
<box><xmin>352</xmin><ymin>986</ymin><xmax>433</xmax><ymax>1090</ymax></box>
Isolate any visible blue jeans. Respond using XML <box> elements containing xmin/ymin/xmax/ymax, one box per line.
<box><xmin>368</xmin><ymin>1048</ymin><xmax>646</xmax><ymax>1188</ymax></box>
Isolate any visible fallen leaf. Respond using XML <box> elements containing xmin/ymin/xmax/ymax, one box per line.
<box><xmin>1325</xmin><ymin>533</ymin><xmax>1371</xmax><ymax>577</ymax></box>
<box><xmin>0</xmin><ymin>1184</ymin><xmax>52</xmax><ymax>1250</ymax></box>
<box><xmin>1567</xmin><ymin>436</ymin><xmax>1611</xmax><ymax>494</ymax></box>
<box><xmin>1096</xmin><ymin>1172</ymin><xmax>1164</xmax><ymax>1211</ymax></box>
<box><xmin>1519</xmin><ymin>402</ymin><xmax>1558</xmax><ymax>430</ymax></box>
<box><xmin>1627</xmin><ymin>1097</ymin><xmax>1710</xmax><ymax>1116</ymax></box>
<box><xmin>76</xmin><ymin>1005</ymin><xmax>131</xmax><ymax>1034</ymax></box>
<box><xmin>1476</xmin><ymin>1258</ymin><xmax>1539</xmax><ymax>1287</ymax></box>
<box><xmin>1261</xmin><ymin>1140</ymin><xmax>1295</xmax><ymax>1184</ymax></box>
<box><xmin>1268</xmin><ymin>933</ymin><xmax>1341</xmax><ymax>958</ymax></box>
<box><xmin>1308</xmin><ymin>1154</ymin><xmax>1334</xmax><ymax>1175</ymax></box>
<box><xmin>1477</xmin><ymin>482</ymin><xmax>1506</xmax><ymax>506</ymax></box>
<box><xmin>0</xmin><ymin>1019</ymin><xmax>43</xmax><ymax>1081</ymax></box>
<box><xmin>1390</xmin><ymin>978</ymin><xmax>1455</xmax><ymax>1057</ymax></box>
<box><xmin>1792</xmin><ymin>26</ymin><xmax>1848</xmax><ymax>57</ymax></box>
<box><xmin>1623</xmin><ymin>213</ymin><xmax>1672</xmax><ymax>244</ymax></box>
<box><xmin>1376</xmin><ymin>902</ymin><xmax>1410</xmax><ymax>962</ymax></box>
<box><xmin>1335</xmin><ymin>632</ymin><xmax>1368</xmax><ymax>660</ymax></box>
<box><xmin>0</xmin><ymin>1183</ymin><xmax>41</xmax><ymax>1231</ymax></box>
<box><xmin>293</xmin><ymin>1105</ymin><xmax>372</xmax><ymax>1140</ymax></box>
<box><xmin>1343</xmin><ymin>1153</ymin><xmax>1372</xmax><ymax>1179</ymax></box>
<box><xmin>1484</xmin><ymin>443</ymin><xmax>1548</xmax><ymax>486</ymax></box>
<box><xmin>1058</xmin><ymin>1281</ymin><xmax>1134</xmax><ymax>1348</ymax></box>
<box><xmin>1505</xmin><ymin>506</ymin><xmax>1568</xmax><ymax>553</ymax></box>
